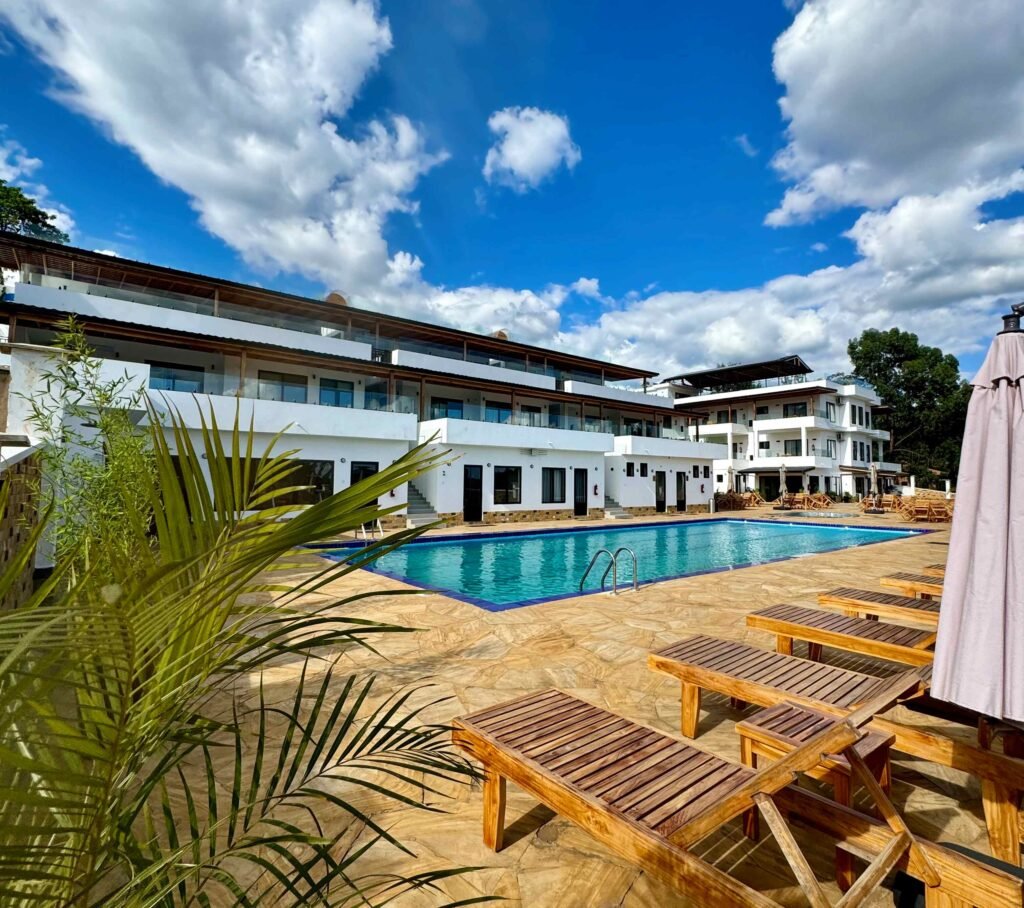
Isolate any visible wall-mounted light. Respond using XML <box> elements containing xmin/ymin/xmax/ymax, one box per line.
<box><xmin>339</xmin><ymin>457</ymin><xmax>347</xmax><ymax>463</ymax></box>
<box><xmin>486</xmin><ymin>463</ymin><xmax>491</xmax><ymax>467</ymax></box>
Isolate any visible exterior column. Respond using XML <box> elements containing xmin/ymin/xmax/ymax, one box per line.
<box><xmin>800</xmin><ymin>426</ymin><xmax>808</xmax><ymax>456</ymax></box>
<box><xmin>726</xmin><ymin>429</ymin><xmax>733</xmax><ymax>463</ymax></box>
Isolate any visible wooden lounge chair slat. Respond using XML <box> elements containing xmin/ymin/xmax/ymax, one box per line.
<box><xmin>475</xmin><ymin>693</ymin><xmax>580</xmax><ymax>733</ymax></box>
<box><xmin>644</xmin><ymin>764</ymin><xmax>750</xmax><ymax>832</ymax></box>
<box><xmin>466</xmin><ymin>689</ymin><xmax>563</xmax><ymax>726</ymax></box>
<box><xmin>554</xmin><ymin>726</ymin><xmax>652</xmax><ymax>775</ymax></box>
<box><xmin>605</xmin><ymin>749</ymin><xmax>715</xmax><ymax>808</ymax></box>
<box><xmin>818</xmin><ymin>588</ymin><xmax>940</xmax><ymax>625</ymax></box>
<box><xmin>879</xmin><ymin>573</ymin><xmax>944</xmax><ymax>598</ymax></box>
<box><xmin>584</xmin><ymin>739</ymin><xmax>692</xmax><ymax>798</ymax></box>
<box><xmin>922</xmin><ymin>563</ymin><xmax>945</xmax><ymax>578</ymax></box>
<box><xmin>506</xmin><ymin>700</ymin><xmax>604</xmax><ymax>741</ymax></box>
<box><xmin>520</xmin><ymin>713</ymin><xmax>626</xmax><ymax>759</ymax></box>
<box><xmin>622</xmin><ymin>753</ymin><xmax>729</xmax><ymax>823</ymax></box>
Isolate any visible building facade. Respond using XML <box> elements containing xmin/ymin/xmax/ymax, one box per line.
<box><xmin>653</xmin><ymin>356</ymin><xmax>901</xmax><ymax>500</ymax></box>
<box><xmin>0</xmin><ymin>236</ymin><xmax>725</xmax><ymax>527</ymax></box>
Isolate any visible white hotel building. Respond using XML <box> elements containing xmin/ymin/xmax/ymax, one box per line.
<box><xmin>0</xmin><ymin>236</ymin><xmax>726</xmax><ymax>527</ymax></box>
<box><xmin>651</xmin><ymin>356</ymin><xmax>902</xmax><ymax>500</ymax></box>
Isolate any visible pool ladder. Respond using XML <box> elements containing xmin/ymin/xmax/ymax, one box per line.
<box><xmin>579</xmin><ymin>547</ymin><xmax>639</xmax><ymax>595</ymax></box>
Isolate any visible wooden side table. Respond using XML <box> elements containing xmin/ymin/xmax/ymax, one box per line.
<box><xmin>736</xmin><ymin>701</ymin><xmax>895</xmax><ymax>843</ymax></box>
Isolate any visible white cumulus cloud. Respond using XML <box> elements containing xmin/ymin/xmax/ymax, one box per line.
<box><xmin>482</xmin><ymin>106</ymin><xmax>581</xmax><ymax>192</ymax></box>
<box><xmin>0</xmin><ymin>135</ymin><xmax>75</xmax><ymax>237</ymax></box>
<box><xmin>767</xmin><ymin>0</ymin><xmax>1024</xmax><ymax>225</ymax></box>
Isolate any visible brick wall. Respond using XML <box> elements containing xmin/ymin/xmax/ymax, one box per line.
<box><xmin>0</xmin><ymin>451</ymin><xmax>40</xmax><ymax>610</ymax></box>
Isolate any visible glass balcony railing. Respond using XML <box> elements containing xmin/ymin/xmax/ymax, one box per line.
<box><xmin>147</xmin><ymin>376</ymin><xmax>419</xmax><ymax>416</ymax></box>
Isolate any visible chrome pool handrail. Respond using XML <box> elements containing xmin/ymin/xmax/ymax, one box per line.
<box><xmin>601</xmin><ymin>546</ymin><xmax>639</xmax><ymax>593</ymax></box>
<box><xmin>579</xmin><ymin>548</ymin><xmax>615</xmax><ymax>592</ymax></box>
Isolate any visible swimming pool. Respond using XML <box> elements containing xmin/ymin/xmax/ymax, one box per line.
<box><xmin>321</xmin><ymin>517</ymin><xmax>921</xmax><ymax>611</ymax></box>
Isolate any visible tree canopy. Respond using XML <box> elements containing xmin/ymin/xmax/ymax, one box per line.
<box><xmin>0</xmin><ymin>179</ymin><xmax>69</xmax><ymax>244</ymax></box>
<box><xmin>847</xmin><ymin>327</ymin><xmax>971</xmax><ymax>486</ymax></box>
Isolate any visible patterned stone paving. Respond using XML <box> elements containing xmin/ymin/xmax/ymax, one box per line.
<box><xmin>257</xmin><ymin>506</ymin><xmax>969</xmax><ymax>906</ymax></box>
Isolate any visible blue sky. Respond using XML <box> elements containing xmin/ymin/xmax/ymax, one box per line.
<box><xmin>2</xmin><ymin>0</ymin><xmax>1023</xmax><ymax>378</ymax></box>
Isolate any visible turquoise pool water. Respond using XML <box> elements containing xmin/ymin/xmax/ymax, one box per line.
<box><xmin>324</xmin><ymin>518</ymin><xmax>918</xmax><ymax>610</ymax></box>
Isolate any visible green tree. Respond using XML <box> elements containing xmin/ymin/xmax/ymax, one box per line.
<box><xmin>847</xmin><ymin>327</ymin><xmax>971</xmax><ymax>485</ymax></box>
<box><xmin>0</xmin><ymin>179</ymin><xmax>69</xmax><ymax>243</ymax></box>
<box><xmin>0</xmin><ymin>335</ymin><xmax>486</xmax><ymax>905</ymax></box>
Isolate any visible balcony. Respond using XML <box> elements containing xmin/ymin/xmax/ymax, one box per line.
<box><xmin>613</xmin><ymin>435</ymin><xmax>728</xmax><ymax>459</ymax></box>
<box><xmin>754</xmin><ymin>414</ymin><xmax>835</xmax><ymax>432</ymax></box>
<box><xmin>695</xmin><ymin>421</ymin><xmax>748</xmax><ymax>437</ymax></box>
<box><xmin>150</xmin><ymin>387</ymin><xmax>418</xmax><ymax>441</ymax></box>
<box><xmin>419</xmin><ymin>415</ymin><xmax>613</xmax><ymax>452</ymax></box>
<box><xmin>732</xmin><ymin>454</ymin><xmax>838</xmax><ymax>471</ymax></box>
<box><xmin>391</xmin><ymin>348</ymin><xmax>557</xmax><ymax>391</ymax></box>
<box><xmin>562</xmin><ymin>379</ymin><xmax>674</xmax><ymax>409</ymax></box>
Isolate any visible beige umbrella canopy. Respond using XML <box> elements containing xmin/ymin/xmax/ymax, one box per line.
<box><xmin>932</xmin><ymin>305</ymin><xmax>1024</xmax><ymax>721</ymax></box>
<box><xmin>869</xmin><ymin>462</ymin><xmax>878</xmax><ymax>496</ymax></box>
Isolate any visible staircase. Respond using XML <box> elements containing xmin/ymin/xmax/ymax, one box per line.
<box><xmin>406</xmin><ymin>483</ymin><xmax>439</xmax><ymax>528</ymax></box>
<box><xmin>603</xmin><ymin>494</ymin><xmax>630</xmax><ymax>520</ymax></box>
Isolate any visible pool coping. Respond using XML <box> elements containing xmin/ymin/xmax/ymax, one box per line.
<box><xmin>310</xmin><ymin>516</ymin><xmax>931</xmax><ymax>612</ymax></box>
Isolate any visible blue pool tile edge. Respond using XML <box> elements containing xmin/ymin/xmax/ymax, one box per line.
<box><xmin>308</xmin><ymin>517</ymin><xmax>931</xmax><ymax>612</ymax></box>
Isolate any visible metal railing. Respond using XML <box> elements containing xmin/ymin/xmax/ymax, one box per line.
<box><xmin>579</xmin><ymin>547</ymin><xmax>639</xmax><ymax>595</ymax></box>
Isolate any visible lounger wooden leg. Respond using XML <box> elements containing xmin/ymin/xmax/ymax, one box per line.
<box><xmin>835</xmin><ymin>845</ymin><xmax>855</xmax><ymax>893</ymax></box>
<box><xmin>832</xmin><ymin>772</ymin><xmax>851</xmax><ymax>809</ymax></box>
<box><xmin>807</xmin><ymin>642</ymin><xmax>822</xmax><ymax>662</ymax></box>
<box><xmin>981</xmin><ymin>779</ymin><xmax>1022</xmax><ymax>867</ymax></box>
<box><xmin>739</xmin><ymin>738</ymin><xmax>758</xmax><ymax>840</ymax></box>
<box><xmin>729</xmin><ymin>697</ymin><xmax>746</xmax><ymax>710</ymax></box>
<box><xmin>680</xmin><ymin>681</ymin><xmax>701</xmax><ymax>738</ymax></box>
<box><xmin>776</xmin><ymin>634</ymin><xmax>793</xmax><ymax>656</ymax></box>
<box><xmin>482</xmin><ymin>769</ymin><xmax>507</xmax><ymax>852</ymax></box>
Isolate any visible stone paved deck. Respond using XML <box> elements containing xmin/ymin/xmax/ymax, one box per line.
<box><xmin>259</xmin><ymin>506</ymin><xmax>970</xmax><ymax>907</ymax></box>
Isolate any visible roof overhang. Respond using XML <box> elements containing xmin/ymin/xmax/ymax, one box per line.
<box><xmin>662</xmin><ymin>355</ymin><xmax>812</xmax><ymax>389</ymax></box>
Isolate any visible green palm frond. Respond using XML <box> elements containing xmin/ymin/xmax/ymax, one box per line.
<box><xmin>0</xmin><ymin>389</ymin><xmax>489</xmax><ymax>907</ymax></box>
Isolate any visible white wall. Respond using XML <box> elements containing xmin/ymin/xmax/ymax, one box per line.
<box><xmin>605</xmin><ymin>454</ymin><xmax>713</xmax><ymax>509</ymax></box>
<box><xmin>563</xmin><ymin>379</ymin><xmax>675</xmax><ymax>409</ymax></box>
<box><xmin>418</xmin><ymin>444</ymin><xmax>604</xmax><ymax>515</ymax></box>
<box><xmin>391</xmin><ymin>349</ymin><xmax>556</xmax><ymax>391</ymax></box>
<box><xmin>418</xmin><ymin>416</ymin><xmax>613</xmax><ymax>453</ymax></box>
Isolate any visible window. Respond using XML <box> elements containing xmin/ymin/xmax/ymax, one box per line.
<box><xmin>716</xmin><ymin>474</ymin><xmax>724</xmax><ymax>483</ymax></box>
<box><xmin>521</xmin><ymin>404</ymin><xmax>543</xmax><ymax>427</ymax></box>
<box><xmin>702</xmin><ymin>465</ymin><xmax>710</xmax><ymax>479</ymax></box>
<box><xmin>782</xmin><ymin>402</ymin><xmax>808</xmax><ymax>418</ymax></box>
<box><xmin>246</xmin><ymin>458</ymin><xmax>334</xmax><ymax>508</ymax></box>
<box><xmin>149</xmin><ymin>361</ymin><xmax>205</xmax><ymax>393</ymax></box>
<box><xmin>258</xmin><ymin>370</ymin><xmax>307</xmax><ymax>403</ymax></box>
<box><xmin>493</xmin><ymin>466</ymin><xmax>521</xmax><ymax>504</ymax></box>
<box><xmin>865</xmin><ymin>410</ymin><xmax>871</xmax><ymax>428</ymax></box>
<box><xmin>692</xmin><ymin>465</ymin><xmax>699</xmax><ymax>478</ymax></box>
<box><xmin>626</xmin><ymin>462</ymin><xmax>635</xmax><ymax>477</ymax></box>
<box><xmin>732</xmin><ymin>442</ymin><xmax>741</xmax><ymax>456</ymax></box>
<box><xmin>756</xmin><ymin>405</ymin><xmax>770</xmax><ymax>416</ymax></box>
<box><xmin>758</xmin><ymin>440</ymin><xmax>770</xmax><ymax>451</ymax></box>
<box><xmin>541</xmin><ymin>467</ymin><xmax>566</xmax><ymax>503</ymax></box>
<box><xmin>484</xmin><ymin>400</ymin><xmax>512</xmax><ymax>423</ymax></box>
<box><xmin>640</xmin><ymin>463</ymin><xmax>649</xmax><ymax>477</ymax></box>
<box><xmin>826</xmin><ymin>401</ymin><xmax>837</xmax><ymax>422</ymax></box>
<box><xmin>319</xmin><ymin>378</ymin><xmax>354</xmax><ymax>408</ymax></box>
<box><xmin>857</xmin><ymin>405</ymin><xmax>865</xmax><ymax>426</ymax></box>
<box><xmin>350</xmin><ymin>461</ymin><xmax>379</xmax><ymax>485</ymax></box>
<box><xmin>716</xmin><ymin>409</ymin><xmax>729</xmax><ymax>424</ymax></box>
<box><xmin>784</xmin><ymin>439</ymin><xmax>802</xmax><ymax>456</ymax></box>
<box><xmin>826</xmin><ymin>439</ymin><xmax>837</xmax><ymax>458</ymax></box>
<box><xmin>364</xmin><ymin>379</ymin><xmax>389</xmax><ymax>410</ymax></box>
<box><xmin>430</xmin><ymin>397</ymin><xmax>464</xmax><ymax>419</ymax></box>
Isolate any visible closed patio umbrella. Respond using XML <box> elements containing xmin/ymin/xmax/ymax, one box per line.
<box><xmin>778</xmin><ymin>464</ymin><xmax>787</xmax><ymax>497</ymax></box>
<box><xmin>932</xmin><ymin>304</ymin><xmax>1024</xmax><ymax>721</ymax></box>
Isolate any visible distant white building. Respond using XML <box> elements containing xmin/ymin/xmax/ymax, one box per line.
<box><xmin>1</xmin><ymin>235</ymin><xmax>726</xmax><ymax>526</ymax></box>
<box><xmin>649</xmin><ymin>356</ymin><xmax>902</xmax><ymax>500</ymax></box>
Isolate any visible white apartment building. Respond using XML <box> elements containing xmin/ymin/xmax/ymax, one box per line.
<box><xmin>652</xmin><ymin>356</ymin><xmax>902</xmax><ymax>500</ymax></box>
<box><xmin>0</xmin><ymin>236</ymin><xmax>725</xmax><ymax>527</ymax></box>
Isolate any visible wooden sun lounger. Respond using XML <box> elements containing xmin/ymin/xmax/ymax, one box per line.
<box><xmin>452</xmin><ymin>686</ymin><xmax>1022</xmax><ymax>906</ymax></box>
<box><xmin>817</xmin><ymin>587</ymin><xmax>941</xmax><ymax>626</ymax></box>
<box><xmin>880</xmin><ymin>572</ymin><xmax>944</xmax><ymax>599</ymax></box>
<box><xmin>746</xmin><ymin>604</ymin><xmax>936</xmax><ymax>667</ymax></box>
<box><xmin>921</xmin><ymin>563</ymin><xmax>946</xmax><ymax>578</ymax></box>
<box><xmin>648</xmin><ymin>635</ymin><xmax>1024</xmax><ymax>867</ymax></box>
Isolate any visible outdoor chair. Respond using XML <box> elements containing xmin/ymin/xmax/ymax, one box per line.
<box><xmin>452</xmin><ymin>685</ymin><xmax>1023</xmax><ymax>906</ymax></box>
<box><xmin>648</xmin><ymin>634</ymin><xmax>1024</xmax><ymax>867</ymax></box>
<box><xmin>746</xmin><ymin>603</ymin><xmax>936</xmax><ymax>666</ymax></box>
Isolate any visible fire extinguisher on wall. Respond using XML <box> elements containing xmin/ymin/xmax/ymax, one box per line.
<box><xmin>700</xmin><ymin>484</ymin><xmax>705</xmax><ymax>494</ymax></box>
<box><xmin>593</xmin><ymin>483</ymin><xmax>598</xmax><ymax>497</ymax></box>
